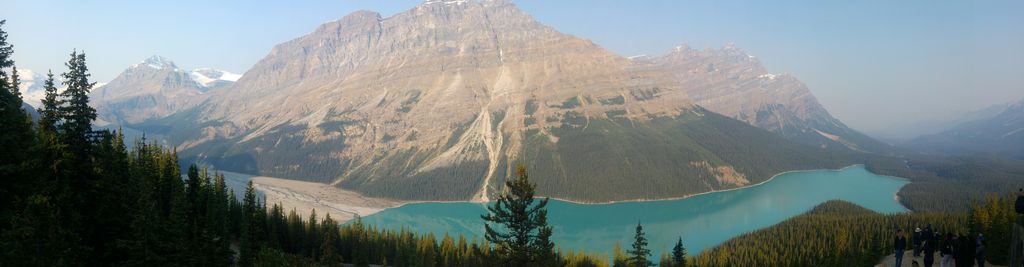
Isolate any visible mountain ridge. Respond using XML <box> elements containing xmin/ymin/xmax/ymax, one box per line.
<box><xmin>90</xmin><ymin>56</ymin><xmax>238</xmax><ymax>124</ymax></box>
<box><xmin>650</xmin><ymin>44</ymin><xmax>889</xmax><ymax>153</ymax></box>
<box><xmin>126</xmin><ymin>0</ymin><xmax>870</xmax><ymax>202</ymax></box>
<box><xmin>906</xmin><ymin>97</ymin><xmax>1024</xmax><ymax>159</ymax></box>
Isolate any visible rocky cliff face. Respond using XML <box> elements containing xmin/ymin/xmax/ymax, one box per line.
<box><xmin>138</xmin><ymin>0</ymin><xmax>861</xmax><ymax>202</ymax></box>
<box><xmin>650</xmin><ymin>45</ymin><xmax>886</xmax><ymax>153</ymax></box>
<box><xmin>172</xmin><ymin>0</ymin><xmax>701</xmax><ymax>200</ymax></box>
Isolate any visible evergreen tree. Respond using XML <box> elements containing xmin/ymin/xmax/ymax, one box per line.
<box><xmin>227</xmin><ymin>188</ymin><xmax>242</xmax><ymax>239</ymax></box>
<box><xmin>200</xmin><ymin>170</ymin><xmax>234</xmax><ymax>266</ymax></box>
<box><xmin>671</xmin><ymin>237</ymin><xmax>687</xmax><ymax>267</ymax></box>
<box><xmin>89</xmin><ymin>130</ymin><xmax>135</xmax><ymax>264</ymax></box>
<box><xmin>0</xmin><ymin>19</ymin><xmax>35</xmax><ymax>235</ymax></box>
<box><xmin>306</xmin><ymin>209</ymin><xmax>321</xmax><ymax>260</ymax></box>
<box><xmin>37</xmin><ymin>70</ymin><xmax>59</xmax><ymax>132</ymax></box>
<box><xmin>10</xmin><ymin>65</ymin><xmax>19</xmax><ymax>97</ymax></box>
<box><xmin>320</xmin><ymin>214</ymin><xmax>342</xmax><ymax>267</ymax></box>
<box><xmin>240</xmin><ymin>180</ymin><xmax>262</xmax><ymax>266</ymax></box>
<box><xmin>46</xmin><ymin>51</ymin><xmax>100</xmax><ymax>265</ymax></box>
<box><xmin>627</xmin><ymin>222</ymin><xmax>651</xmax><ymax>267</ymax></box>
<box><xmin>266</xmin><ymin>203</ymin><xmax>287</xmax><ymax>250</ymax></box>
<box><xmin>481</xmin><ymin>165</ymin><xmax>556</xmax><ymax>266</ymax></box>
<box><xmin>0</xmin><ymin>21</ymin><xmax>13</xmax><ymax>87</ymax></box>
<box><xmin>286</xmin><ymin>208</ymin><xmax>306</xmax><ymax>254</ymax></box>
<box><xmin>58</xmin><ymin>50</ymin><xmax>96</xmax><ymax>154</ymax></box>
<box><xmin>185</xmin><ymin>164</ymin><xmax>204</xmax><ymax>249</ymax></box>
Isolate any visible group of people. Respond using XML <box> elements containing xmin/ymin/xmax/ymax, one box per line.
<box><xmin>893</xmin><ymin>224</ymin><xmax>987</xmax><ymax>267</ymax></box>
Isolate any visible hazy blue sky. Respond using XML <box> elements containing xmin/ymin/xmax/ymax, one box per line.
<box><xmin>4</xmin><ymin>0</ymin><xmax>1023</xmax><ymax>132</ymax></box>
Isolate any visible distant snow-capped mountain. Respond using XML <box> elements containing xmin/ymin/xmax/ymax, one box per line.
<box><xmin>17</xmin><ymin>68</ymin><xmax>48</xmax><ymax>108</ymax></box>
<box><xmin>90</xmin><ymin>55</ymin><xmax>239</xmax><ymax>124</ymax></box>
<box><xmin>18</xmin><ymin>68</ymin><xmax>106</xmax><ymax>108</ymax></box>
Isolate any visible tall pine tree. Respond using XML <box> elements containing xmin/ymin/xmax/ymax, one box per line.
<box><xmin>481</xmin><ymin>165</ymin><xmax>557</xmax><ymax>266</ymax></box>
<box><xmin>671</xmin><ymin>237</ymin><xmax>687</xmax><ymax>267</ymax></box>
<box><xmin>58</xmin><ymin>50</ymin><xmax>96</xmax><ymax>155</ymax></box>
<box><xmin>37</xmin><ymin>70</ymin><xmax>59</xmax><ymax>132</ymax></box>
<box><xmin>627</xmin><ymin>222</ymin><xmax>651</xmax><ymax>267</ymax></box>
<box><xmin>240</xmin><ymin>180</ymin><xmax>263</xmax><ymax>266</ymax></box>
<box><xmin>0</xmin><ymin>19</ymin><xmax>36</xmax><ymax>234</ymax></box>
<box><xmin>9</xmin><ymin>66</ymin><xmax>20</xmax><ymax>98</ymax></box>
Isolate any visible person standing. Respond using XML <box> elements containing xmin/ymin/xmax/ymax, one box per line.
<box><xmin>976</xmin><ymin>234</ymin><xmax>986</xmax><ymax>267</ymax></box>
<box><xmin>940</xmin><ymin>233</ymin><xmax>954</xmax><ymax>267</ymax></box>
<box><xmin>914</xmin><ymin>227</ymin><xmax>923</xmax><ymax>257</ymax></box>
<box><xmin>896</xmin><ymin>229</ymin><xmax>908</xmax><ymax>267</ymax></box>
<box><xmin>1016</xmin><ymin>189</ymin><xmax>1024</xmax><ymax>215</ymax></box>
<box><xmin>956</xmin><ymin>234</ymin><xmax>974</xmax><ymax>267</ymax></box>
<box><xmin>923</xmin><ymin>225</ymin><xmax>934</xmax><ymax>250</ymax></box>
<box><xmin>923</xmin><ymin>239</ymin><xmax>936</xmax><ymax>267</ymax></box>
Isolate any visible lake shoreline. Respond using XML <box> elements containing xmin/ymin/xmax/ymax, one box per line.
<box><xmin>244</xmin><ymin>163</ymin><xmax>911</xmax><ymax>223</ymax></box>
<box><xmin>543</xmin><ymin>164</ymin><xmax>868</xmax><ymax>206</ymax></box>
<box><xmin>383</xmin><ymin>163</ymin><xmax>911</xmax><ymax>209</ymax></box>
<box><xmin>361</xmin><ymin>164</ymin><xmax>912</xmax><ymax>257</ymax></box>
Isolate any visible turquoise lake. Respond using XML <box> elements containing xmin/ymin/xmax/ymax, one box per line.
<box><xmin>359</xmin><ymin>165</ymin><xmax>909</xmax><ymax>257</ymax></box>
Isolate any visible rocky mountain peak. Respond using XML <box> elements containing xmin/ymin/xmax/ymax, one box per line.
<box><xmin>91</xmin><ymin>56</ymin><xmax>210</xmax><ymax>124</ymax></box>
<box><xmin>422</xmin><ymin>0</ymin><xmax>468</xmax><ymax>4</ymax></box>
<box><xmin>136</xmin><ymin>55</ymin><xmax>178</xmax><ymax>70</ymax></box>
<box><xmin>129</xmin><ymin>1</ymin><xmax>889</xmax><ymax>202</ymax></box>
<box><xmin>419</xmin><ymin>0</ymin><xmax>509</xmax><ymax>7</ymax></box>
<box><xmin>652</xmin><ymin>43</ymin><xmax>889</xmax><ymax>152</ymax></box>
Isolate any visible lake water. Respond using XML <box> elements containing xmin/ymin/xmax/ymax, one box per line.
<box><xmin>360</xmin><ymin>165</ymin><xmax>908</xmax><ymax>257</ymax></box>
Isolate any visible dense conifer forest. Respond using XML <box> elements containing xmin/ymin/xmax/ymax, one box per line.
<box><xmin>863</xmin><ymin>153</ymin><xmax>1024</xmax><ymax>212</ymax></box>
<box><xmin>694</xmin><ymin>198</ymin><xmax>1017</xmax><ymax>266</ymax></box>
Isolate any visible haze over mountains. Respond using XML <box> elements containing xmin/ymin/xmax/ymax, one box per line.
<box><xmin>94</xmin><ymin>0</ymin><xmax>885</xmax><ymax>202</ymax></box>
<box><xmin>867</xmin><ymin>102</ymin><xmax>1014</xmax><ymax>143</ymax></box>
<box><xmin>650</xmin><ymin>45</ymin><xmax>888</xmax><ymax>153</ymax></box>
<box><xmin>906</xmin><ymin>97</ymin><xmax>1024</xmax><ymax>160</ymax></box>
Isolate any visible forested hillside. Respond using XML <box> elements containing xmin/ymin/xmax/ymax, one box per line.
<box><xmin>694</xmin><ymin>199</ymin><xmax>1016</xmax><ymax>267</ymax></box>
<box><xmin>863</xmin><ymin>153</ymin><xmax>1024</xmax><ymax>212</ymax></box>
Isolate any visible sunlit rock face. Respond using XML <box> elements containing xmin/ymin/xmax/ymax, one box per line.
<box><xmin>133</xmin><ymin>0</ymin><xmax>865</xmax><ymax>202</ymax></box>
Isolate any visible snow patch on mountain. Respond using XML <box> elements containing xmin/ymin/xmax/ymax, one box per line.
<box><xmin>17</xmin><ymin>69</ymin><xmax>47</xmax><ymax>107</ymax></box>
<box><xmin>423</xmin><ymin>0</ymin><xmax>469</xmax><ymax>6</ymax></box>
<box><xmin>137</xmin><ymin>55</ymin><xmax>177</xmax><ymax>70</ymax></box>
<box><xmin>190</xmin><ymin>68</ymin><xmax>241</xmax><ymax>89</ymax></box>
